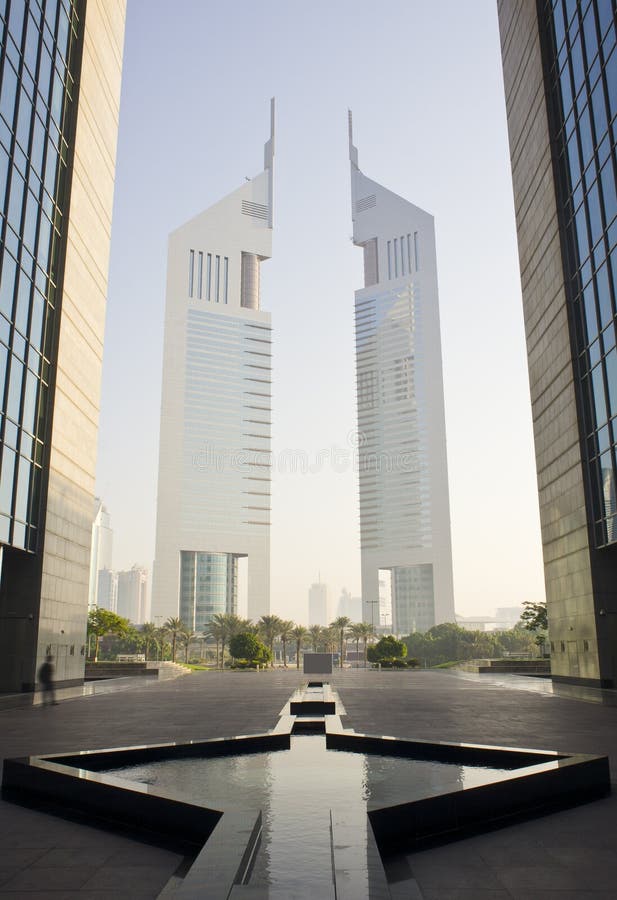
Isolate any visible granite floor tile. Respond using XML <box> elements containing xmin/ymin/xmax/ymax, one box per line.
<box><xmin>31</xmin><ymin>849</ymin><xmax>113</xmax><ymax>868</ymax></box>
<box><xmin>494</xmin><ymin>865</ymin><xmax>594</xmax><ymax>893</ymax></box>
<box><xmin>505</xmin><ymin>893</ymin><xmax>617</xmax><ymax>900</ymax></box>
<box><xmin>411</xmin><ymin>861</ymin><xmax>505</xmax><ymax>891</ymax></box>
<box><xmin>105</xmin><ymin>846</ymin><xmax>182</xmax><ymax>867</ymax></box>
<box><xmin>80</xmin><ymin>864</ymin><xmax>179</xmax><ymax>892</ymax></box>
<box><xmin>420</xmin><ymin>891</ymin><xmax>512</xmax><ymax>900</ymax></box>
<box><xmin>0</xmin><ymin>870</ymin><xmax>21</xmax><ymax>890</ymax></box>
<box><xmin>0</xmin><ymin>865</ymin><xmax>97</xmax><ymax>891</ymax></box>
<box><xmin>0</xmin><ymin>852</ymin><xmax>48</xmax><ymax>869</ymax></box>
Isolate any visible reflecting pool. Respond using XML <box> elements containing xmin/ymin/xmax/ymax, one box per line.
<box><xmin>105</xmin><ymin>734</ymin><xmax>513</xmax><ymax>893</ymax></box>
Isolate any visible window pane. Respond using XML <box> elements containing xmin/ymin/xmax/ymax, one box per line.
<box><xmin>596</xmin><ymin>263</ymin><xmax>612</xmax><ymax>328</ymax></box>
<box><xmin>591</xmin><ymin>362</ymin><xmax>607</xmax><ymax>425</ymax></box>
<box><xmin>0</xmin><ymin>253</ymin><xmax>17</xmax><ymax>320</ymax></box>
<box><xmin>606</xmin><ymin>348</ymin><xmax>617</xmax><ymax>418</ymax></box>
<box><xmin>0</xmin><ymin>447</ymin><xmax>16</xmax><ymax>514</ymax></box>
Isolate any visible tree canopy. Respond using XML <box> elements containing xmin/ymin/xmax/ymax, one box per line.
<box><xmin>87</xmin><ymin>609</ymin><xmax>129</xmax><ymax>661</ymax></box>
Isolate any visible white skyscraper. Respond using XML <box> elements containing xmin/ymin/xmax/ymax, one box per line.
<box><xmin>88</xmin><ymin>499</ymin><xmax>113</xmax><ymax>610</ymax></box>
<box><xmin>349</xmin><ymin>113</ymin><xmax>455</xmax><ymax>635</ymax></box>
<box><xmin>152</xmin><ymin>102</ymin><xmax>274</xmax><ymax>628</ymax></box>
<box><xmin>117</xmin><ymin>565</ymin><xmax>148</xmax><ymax>625</ymax></box>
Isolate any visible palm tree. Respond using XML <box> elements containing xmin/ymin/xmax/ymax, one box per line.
<box><xmin>258</xmin><ymin>614</ymin><xmax>283</xmax><ymax>666</ymax></box>
<box><xmin>278</xmin><ymin>620</ymin><xmax>295</xmax><ymax>667</ymax></box>
<box><xmin>225</xmin><ymin>614</ymin><xmax>253</xmax><ymax>637</ymax></box>
<box><xmin>331</xmin><ymin>616</ymin><xmax>351</xmax><ymax>668</ymax></box>
<box><xmin>308</xmin><ymin>624</ymin><xmax>323</xmax><ymax>652</ymax></box>
<box><xmin>358</xmin><ymin>622</ymin><xmax>376</xmax><ymax>667</ymax></box>
<box><xmin>141</xmin><ymin>622</ymin><xmax>158</xmax><ymax>661</ymax></box>
<box><xmin>348</xmin><ymin>622</ymin><xmax>364</xmax><ymax>668</ymax></box>
<box><xmin>291</xmin><ymin>625</ymin><xmax>308</xmax><ymax>669</ymax></box>
<box><xmin>163</xmin><ymin>617</ymin><xmax>185</xmax><ymax>662</ymax></box>
<box><xmin>203</xmin><ymin>622</ymin><xmax>222</xmax><ymax>668</ymax></box>
<box><xmin>205</xmin><ymin>613</ymin><xmax>234</xmax><ymax>668</ymax></box>
<box><xmin>155</xmin><ymin>626</ymin><xmax>170</xmax><ymax>660</ymax></box>
<box><xmin>179</xmin><ymin>626</ymin><xmax>195</xmax><ymax>663</ymax></box>
<box><xmin>325</xmin><ymin>625</ymin><xmax>339</xmax><ymax>654</ymax></box>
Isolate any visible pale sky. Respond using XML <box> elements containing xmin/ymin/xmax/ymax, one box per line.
<box><xmin>96</xmin><ymin>0</ymin><xmax>546</xmax><ymax>624</ymax></box>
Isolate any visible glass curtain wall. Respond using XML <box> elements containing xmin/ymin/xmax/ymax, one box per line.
<box><xmin>179</xmin><ymin>551</ymin><xmax>238</xmax><ymax>631</ymax></box>
<box><xmin>539</xmin><ymin>0</ymin><xmax>617</xmax><ymax>547</ymax></box>
<box><xmin>0</xmin><ymin>0</ymin><xmax>83</xmax><ymax>551</ymax></box>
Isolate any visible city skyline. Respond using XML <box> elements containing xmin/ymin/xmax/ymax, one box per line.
<box><xmin>96</xmin><ymin>0</ymin><xmax>546</xmax><ymax>625</ymax></box>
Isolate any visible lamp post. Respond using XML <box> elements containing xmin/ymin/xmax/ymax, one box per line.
<box><xmin>367</xmin><ymin>598</ymin><xmax>379</xmax><ymax>629</ymax></box>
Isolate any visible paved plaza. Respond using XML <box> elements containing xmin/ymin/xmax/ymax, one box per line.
<box><xmin>0</xmin><ymin>668</ymin><xmax>615</xmax><ymax>899</ymax></box>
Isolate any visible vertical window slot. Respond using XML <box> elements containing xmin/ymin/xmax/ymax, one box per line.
<box><xmin>206</xmin><ymin>253</ymin><xmax>212</xmax><ymax>301</ymax></box>
<box><xmin>215</xmin><ymin>255</ymin><xmax>220</xmax><ymax>302</ymax></box>
<box><xmin>414</xmin><ymin>231</ymin><xmax>419</xmax><ymax>270</ymax></box>
<box><xmin>197</xmin><ymin>252</ymin><xmax>203</xmax><ymax>299</ymax></box>
<box><xmin>400</xmin><ymin>236</ymin><xmax>406</xmax><ymax>275</ymax></box>
<box><xmin>223</xmin><ymin>257</ymin><xmax>229</xmax><ymax>304</ymax></box>
<box><xmin>407</xmin><ymin>234</ymin><xmax>412</xmax><ymax>275</ymax></box>
<box><xmin>387</xmin><ymin>241</ymin><xmax>392</xmax><ymax>279</ymax></box>
<box><xmin>394</xmin><ymin>238</ymin><xmax>399</xmax><ymax>277</ymax></box>
<box><xmin>188</xmin><ymin>249</ymin><xmax>194</xmax><ymax>297</ymax></box>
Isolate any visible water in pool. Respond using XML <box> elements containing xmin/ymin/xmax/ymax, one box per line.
<box><xmin>104</xmin><ymin>735</ymin><xmax>513</xmax><ymax>895</ymax></box>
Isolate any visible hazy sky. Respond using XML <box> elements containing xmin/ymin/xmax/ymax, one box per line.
<box><xmin>96</xmin><ymin>0</ymin><xmax>546</xmax><ymax>624</ymax></box>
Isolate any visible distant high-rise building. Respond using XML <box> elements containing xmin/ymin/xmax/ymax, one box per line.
<box><xmin>349</xmin><ymin>113</ymin><xmax>455</xmax><ymax>637</ymax></box>
<box><xmin>0</xmin><ymin>2</ymin><xmax>126</xmax><ymax>692</ymax></box>
<box><xmin>88</xmin><ymin>499</ymin><xmax>113</xmax><ymax>610</ymax></box>
<box><xmin>309</xmin><ymin>582</ymin><xmax>329</xmax><ymax>627</ymax></box>
<box><xmin>117</xmin><ymin>565</ymin><xmax>148</xmax><ymax>625</ymax></box>
<box><xmin>498</xmin><ymin>1</ymin><xmax>617</xmax><ymax>686</ymax></box>
<box><xmin>337</xmin><ymin>587</ymin><xmax>362</xmax><ymax>622</ymax></box>
<box><xmin>494</xmin><ymin>606</ymin><xmax>524</xmax><ymax>629</ymax></box>
<box><xmin>96</xmin><ymin>568</ymin><xmax>117</xmax><ymax>614</ymax></box>
<box><xmin>152</xmin><ymin>101</ymin><xmax>275</xmax><ymax>630</ymax></box>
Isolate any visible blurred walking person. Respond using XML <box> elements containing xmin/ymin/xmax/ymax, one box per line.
<box><xmin>38</xmin><ymin>654</ymin><xmax>58</xmax><ymax>706</ymax></box>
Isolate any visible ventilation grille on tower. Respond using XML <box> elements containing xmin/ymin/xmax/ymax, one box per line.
<box><xmin>242</xmin><ymin>200</ymin><xmax>269</xmax><ymax>220</ymax></box>
<box><xmin>356</xmin><ymin>194</ymin><xmax>376</xmax><ymax>213</ymax></box>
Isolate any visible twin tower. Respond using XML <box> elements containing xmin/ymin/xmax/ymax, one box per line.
<box><xmin>151</xmin><ymin>102</ymin><xmax>455</xmax><ymax>634</ymax></box>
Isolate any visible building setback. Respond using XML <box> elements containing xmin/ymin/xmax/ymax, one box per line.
<box><xmin>0</xmin><ymin>1</ymin><xmax>125</xmax><ymax>692</ymax></box>
<box><xmin>349</xmin><ymin>114</ymin><xmax>455</xmax><ymax>635</ymax></box>
<box><xmin>152</xmin><ymin>101</ymin><xmax>274</xmax><ymax>629</ymax></box>
<box><xmin>498</xmin><ymin>0</ymin><xmax>616</xmax><ymax>687</ymax></box>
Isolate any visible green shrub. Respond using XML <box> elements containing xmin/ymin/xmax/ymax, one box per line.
<box><xmin>228</xmin><ymin>632</ymin><xmax>271</xmax><ymax>666</ymax></box>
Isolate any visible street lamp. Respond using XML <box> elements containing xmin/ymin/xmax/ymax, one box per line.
<box><xmin>366</xmin><ymin>598</ymin><xmax>379</xmax><ymax>629</ymax></box>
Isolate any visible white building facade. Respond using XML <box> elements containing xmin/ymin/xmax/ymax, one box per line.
<box><xmin>349</xmin><ymin>114</ymin><xmax>455</xmax><ymax>635</ymax></box>
<box><xmin>88</xmin><ymin>499</ymin><xmax>113</xmax><ymax>610</ymax></box>
<box><xmin>152</xmin><ymin>102</ymin><xmax>274</xmax><ymax>629</ymax></box>
<box><xmin>117</xmin><ymin>565</ymin><xmax>148</xmax><ymax>624</ymax></box>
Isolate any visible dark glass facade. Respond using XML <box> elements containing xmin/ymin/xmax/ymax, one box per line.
<box><xmin>539</xmin><ymin>0</ymin><xmax>617</xmax><ymax>547</ymax></box>
<box><xmin>0</xmin><ymin>0</ymin><xmax>82</xmax><ymax>552</ymax></box>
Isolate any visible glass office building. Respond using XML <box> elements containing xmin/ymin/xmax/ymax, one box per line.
<box><xmin>0</xmin><ymin>0</ymin><xmax>81</xmax><ymax>551</ymax></box>
<box><xmin>498</xmin><ymin>0</ymin><xmax>616</xmax><ymax>686</ymax></box>
<box><xmin>180</xmin><ymin>552</ymin><xmax>238</xmax><ymax>632</ymax></box>
<box><xmin>349</xmin><ymin>114</ymin><xmax>455</xmax><ymax>634</ymax></box>
<box><xmin>0</xmin><ymin>1</ymin><xmax>125</xmax><ymax>691</ymax></box>
<box><xmin>152</xmin><ymin>102</ymin><xmax>274</xmax><ymax>626</ymax></box>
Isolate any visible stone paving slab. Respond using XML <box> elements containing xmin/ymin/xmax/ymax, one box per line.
<box><xmin>1</xmin><ymin>667</ymin><xmax>615</xmax><ymax>899</ymax></box>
